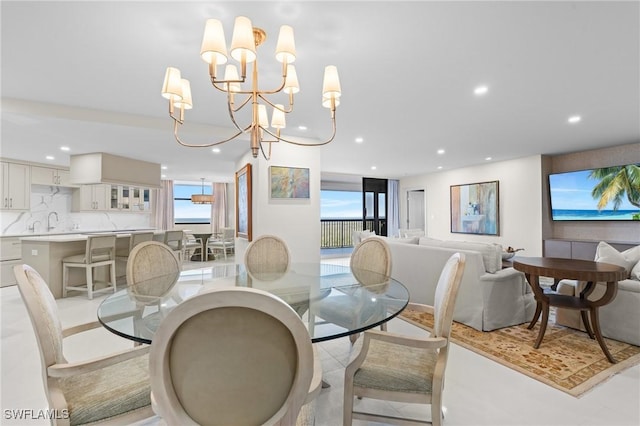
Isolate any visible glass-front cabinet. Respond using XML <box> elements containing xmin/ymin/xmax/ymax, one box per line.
<box><xmin>109</xmin><ymin>185</ymin><xmax>152</xmax><ymax>211</ymax></box>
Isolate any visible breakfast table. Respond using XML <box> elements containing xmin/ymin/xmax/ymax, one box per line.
<box><xmin>97</xmin><ymin>263</ymin><xmax>409</xmax><ymax>345</ymax></box>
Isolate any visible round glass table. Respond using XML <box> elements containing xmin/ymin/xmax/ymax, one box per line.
<box><xmin>98</xmin><ymin>263</ymin><xmax>409</xmax><ymax>344</ymax></box>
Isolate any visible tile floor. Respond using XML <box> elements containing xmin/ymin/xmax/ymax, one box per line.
<box><xmin>1</xmin><ymin>256</ymin><xmax>639</xmax><ymax>426</ymax></box>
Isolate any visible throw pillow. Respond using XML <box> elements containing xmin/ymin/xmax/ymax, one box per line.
<box><xmin>595</xmin><ymin>242</ymin><xmax>640</xmax><ymax>278</ymax></box>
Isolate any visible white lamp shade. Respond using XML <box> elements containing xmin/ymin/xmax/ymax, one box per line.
<box><xmin>275</xmin><ymin>25</ymin><xmax>296</xmax><ymax>63</ymax></box>
<box><xmin>322</xmin><ymin>65</ymin><xmax>341</xmax><ymax>98</ymax></box>
<box><xmin>258</xmin><ymin>104</ymin><xmax>269</xmax><ymax>127</ymax></box>
<box><xmin>201</xmin><ymin>19</ymin><xmax>228</xmax><ymax>65</ymax></box>
<box><xmin>173</xmin><ymin>79</ymin><xmax>193</xmax><ymax>110</ymax></box>
<box><xmin>283</xmin><ymin>64</ymin><xmax>300</xmax><ymax>94</ymax></box>
<box><xmin>161</xmin><ymin>67</ymin><xmax>182</xmax><ymax>100</ymax></box>
<box><xmin>271</xmin><ymin>104</ymin><xmax>286</xmax><ymax>129</ymax></box>
<box><xmin>223</xmin><ymin>65</ymin><xmax>241</xmax><ymax>92</ymax></box>
<box><xmin>230</xmin><ymin>16</ymin><xmax>256</xmax><ymax>63</ymax></box>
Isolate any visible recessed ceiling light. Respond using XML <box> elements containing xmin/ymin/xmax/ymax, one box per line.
<box><xmin>568</xmin><ymin>115</ymin><xmax>581</xmax><ymax>124</ymax></box>
<box><xmin>212</xmin><ymin>148</ymin><xmax>221</xmax><ymax>153</ymax></box>
<box><xmin>60</xmin><ymin>146</ymin><xmax>70</xmax><ymax>152</ymax></box>
<box><xmin>298</xmin><ymin>125</ymin><xmax>307</xmax><ymax>131</ymax></box>
<box><xmin>355</xmin><ymin>137</ymin><xmax>364</xmax><ymax>143</ymax></box>
<box><xmin>474</xmin><ymin>85</ymin><xmax>489</xmax><ymax>96</ymax></box>
<box><xmin>161</xmin><ymin>166</ymin><xmax>168</xmax><ymax>170</ymax></box>
<box><xmin>437</xmin><ymin>149</ymin><xmax>445</xmax><ymax>155</ymax></box>
<box><xmin>161</xmin><ymin>174</ymin><xmax>167</xmax><ymax>178</ymax></box>
<box><xmin>485</xmin><ymin>156</ymin><xmax>492</xmax><ymax>161</ymax></box>
<box><xmin>45</xmin><ymin>155</ymin><xmax>54</xmax><ymax>160</ymax></box>
<box><xmin>371</xmin><ymin>166</ymin><xmax>377</xmax><ymax>170</ymax></box>
<box><xmin>437</xmin><ymin>166</ymin><xmax>443</xmax><ymax>170</ymax></box>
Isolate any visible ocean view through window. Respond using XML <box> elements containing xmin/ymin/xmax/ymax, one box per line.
<box><xmin>321</xmin><ymin>190</ymin><xmax>364</xmax><ymax>248</ymax></box>
<box><xmin>174</xmin><ymin>182</ymin><xmax>213</xmax><ymax>224</ymax></box>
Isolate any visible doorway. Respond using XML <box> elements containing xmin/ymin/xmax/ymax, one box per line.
<box><xmin>362</xmin><ymin>178</ymin><xmax>388</xmax><ymax>236</ymax></box>
<box><xmin>407</xmin><ymin>189</ymin><xmax>425</xmax><ymax>233</ymax></box>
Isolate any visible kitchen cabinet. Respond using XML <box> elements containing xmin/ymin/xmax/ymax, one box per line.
<box><xmin>0</xmin><ymin>237</ymin><xmax>22</xmax><ymax>287</ymax></box>
<box><xmin>132</xmin><ymin>187</ymin><xmax>152</xmax><ymax>211</ymax></box>
<box><xmin>1</xmin><ymin>161</ymin><xmax>30</xmax><ymax>210</ymax></box>
<box><xmin>109</xmin><ymin>185</ymin><xmax>152</xmax><ymax>211</ymax></box>
<box><xmin>31</xmin><ymin>165</ymin><xmax>76</xmax><ymax>187</ymax></box>
<box><xmin>72</xmin><ymin>184</ymin><xmax>110</xmax><ymax>211</ymax></box>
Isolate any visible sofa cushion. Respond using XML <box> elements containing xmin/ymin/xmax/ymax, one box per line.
<box><xmin>631</xmin><ymin>260</ymin><xmax>640</xmax><ymax>281</ymax></box>
<box><xmin>595</xmin><ymin>242</ymin><xmax>640</xmax><ymax>278</ymax></box>
<box><xmin>439</xmin><ymin>240</ymin><xmax>502</xmax><ymax>273</ymax></box>
<box><xmin>418</xmin><ymin>237</ymin><xmax>443</xmax><ymax>247</ymax></box>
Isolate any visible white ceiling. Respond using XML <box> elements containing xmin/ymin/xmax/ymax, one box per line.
<box><xmin>2</xmin><ymin>1</ymin><xmax>639</xmax><ymax>184</ymax></box>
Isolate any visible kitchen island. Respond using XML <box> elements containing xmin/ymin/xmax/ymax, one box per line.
<box><xmin>20</xmin><ymin>231</ymin><xmax>162</xmax><ymax>298</ymax></box>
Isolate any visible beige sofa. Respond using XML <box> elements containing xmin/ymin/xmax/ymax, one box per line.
<box><xmin>384</xmin><ymin>237</ymin><xmax>536</xmax><ymax>331</ymax></box>
<box><xmin>555</xmin><ymin>242</ymin><xmax>640</xmax><ymax>346</ymax></box>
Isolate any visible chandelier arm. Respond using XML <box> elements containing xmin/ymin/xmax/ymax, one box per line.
<box><xmin>258</xmin><ymin>94</ymin><xmax>294</xmax><ymax>113</ymax></box>
<box><xmin>173</xmin><ymin>121</ymin><xmax>246</xmax><ymax>148</ymax></box>
<box><xmin>230</xmin><ymin>94</ymin><xmax>252</xmax><ymax>113</ymax></box>
<box><xmin>260</xmin><ymin>116</ymin><xmax>337</xmax><ymax>147</ymax></box>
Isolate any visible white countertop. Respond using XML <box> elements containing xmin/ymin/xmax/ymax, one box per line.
<box><xmin>19</xmin><ymin>230</ymin><xmax>162</xmax><ymax>243</ymax></box>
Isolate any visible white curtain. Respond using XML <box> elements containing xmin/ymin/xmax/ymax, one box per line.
<box><xmin>211</xmin><ymin>182</ymin><xmax>227</xmax><ymax>233</ymax></box>
<box><xmin>388</xmin><ymin>179</ymin><xmax>400</xmax><ymax>238</ymax></box>
<box><xmin>153</xmin><ymin>180</ymin><xmax>174</xmax><ymax>230</ymax></box>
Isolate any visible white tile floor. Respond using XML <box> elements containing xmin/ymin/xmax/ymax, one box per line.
<box><xmin>1</xmin><ymin>256</ymin><xmax>639</xmax><ymax>426</ymax></box>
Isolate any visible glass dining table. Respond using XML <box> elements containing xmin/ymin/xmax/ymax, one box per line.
<box><xmin>97</xmin><ymin>263</ymin><xmax>410</xmax><ymax>345</ymax></box>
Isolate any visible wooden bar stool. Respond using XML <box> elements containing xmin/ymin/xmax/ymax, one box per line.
<box><xmin>62</xmin><ymin>235</ymin><xmax>117</xmax><ymax>299</ymax></box>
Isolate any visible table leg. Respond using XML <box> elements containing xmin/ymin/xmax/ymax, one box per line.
<box><xmin>589</xmin><ymin>307</ymin><xmax>616</xmax><ymax>363</ymax></box>
<box><xmin>533</xmin><ymin>300</ymin><xmax>549</xmax><ymax>349</ymax></box>
<box><xmin>528</xmin><ymin>302</ymin><xmax>542</xmax><ymax>330</ymax></box>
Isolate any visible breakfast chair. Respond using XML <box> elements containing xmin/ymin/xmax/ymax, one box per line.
<box><xmin>207</xmin><ymin>227</ymin><xmax>235</xmax><ymax>260</ymax></box>
<box><xmin>244</xmin><ymin>234</ymin><xmax>291</xmax><ymax>275</ymax></box>
<box><xmin>343</xmin><ymin>252</ymin><xmax>466</xmax><ymax>426</ymax></box>
<box><xmin>149</xmin><ymin>287</ymin><xmax>322</xmax><ymax>425</ymax></box>
<box><xmin>182</xmin><ymin>233</ymin><xmax>203</xmax><ymax>262</ymax></box>
<box><xmin>163</xmin><ymin>230</ymin><xmax>184</xmax><ymax>263</ymax></box>
<box><xmin>13</xmin><ymin>264</ymin><xmax>153</xmax><ymax>426</ymax></box>
<box><xmin>62</xmin><ymin>235</ymin><xmax>117</xmax><ymax>299</ymax></box>
<box><xmin>116</xmin><ymin>231</ymin><xmax>154</xmax><ymax>263</ymax></box>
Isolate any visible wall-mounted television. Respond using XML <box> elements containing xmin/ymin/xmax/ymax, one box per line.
<box><xmin>548</xmin><ymin>164</ymin><xmax>640</xmax><ymax>221</ymax></box>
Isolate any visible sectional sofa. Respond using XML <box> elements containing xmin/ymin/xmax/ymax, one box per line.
<box><xmin>383</xmin><ymin>237</ymin><xmax>536</xmax><ymax>331</ymax></box>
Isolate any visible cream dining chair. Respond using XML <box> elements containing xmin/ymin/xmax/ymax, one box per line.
<box><xmin>163</xmin><ymin>230</ymin><xmax>184</xmax><ymax>263</ymax></box>
<box><xmin>244</xmin><ymin>234</ymin><xmax>291</xmax><ymax>275</ymax></box>
<box><xmin>149</xmin><ymin>287</ymin><xmax>322</xmax><ymax>425</ymax></box>
<box><xmin>343</xmin><ymin>252</ymin><xmax>466</xmax><ymax>426</ymax></box>
<box><xmin>207</xmin><ymin>227</ymin><xmax>235</xmax><ymax>260</ymax></box>
<box><xmin>13</xmin><ymin>264</ymin><xmax>153</xmax><ymax>426</ymax></box>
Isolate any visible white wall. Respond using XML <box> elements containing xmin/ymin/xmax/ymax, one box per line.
<box><xmin>399</xmin><ymin>155</ymin><xmax>544</xmax><ymax>256</ymax></box>
<box><xmin>234</xmin><ymin>143</ymin><xmax>322</xmax><ymax>263</ymax></box>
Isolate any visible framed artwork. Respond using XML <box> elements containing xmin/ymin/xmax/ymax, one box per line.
<box><xmin>269</xmin><ymin>166</ymin><xmax>310</xmax><ymax>199</ymax></box>
<box><xmin>235</xmin><ymin>163</ymin><xmax>252</xmax><ymax>241</ymax></box>
<box><xmin>450</xmin><ymin>180</ymin><xmax>499</xmax><ymax>235</ymax></box>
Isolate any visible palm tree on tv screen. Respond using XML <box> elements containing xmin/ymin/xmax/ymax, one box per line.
<box><xmin>589</xmin><ymin>165</ymin><xmax>640</xmax><ymax>210</ymax></box>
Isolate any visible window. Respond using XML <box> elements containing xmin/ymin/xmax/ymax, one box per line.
<box><xmin>174</xmin><ymin>182</ymin><xmax>213</xmax><ymax>224</ymax></box>
<box><xmin>321</xmin><ymin>190</ymin><xmax>362</xmax><ymax>219</ymax></box>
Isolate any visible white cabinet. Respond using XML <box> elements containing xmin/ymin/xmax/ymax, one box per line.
<box><xmin>1</xmin><ymin>161</ymin><xmax>30</xmax><ymax>210</ymax></box>
<box><xmin>109</xmin><ymin>185</ymin><xmax>152</xmax><ymax>211</ymax></box>
<box><xmin>31</xmin><ymin>166</ymin><xmax>75</xmax><ymax>187</ymax></box>
<box><xmin>72</xmin><ymin>184</ymin><xmax>109</xmax><ymax>211</ymax></box>
<box><xmin>1</xmin><ymin>237</ymin><xmax>22</xmax><ymax>287</ymax></box>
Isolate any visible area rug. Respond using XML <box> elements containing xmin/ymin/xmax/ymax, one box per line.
<box><xmin>400</xmin><ymin>309</ymin><xmax>640</xmax><ymax>397</ymax></box>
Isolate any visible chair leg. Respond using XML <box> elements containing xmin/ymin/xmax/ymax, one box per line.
<box><xmin>62</xmin><ymin>264</ymin><xmax>68</xmax><ymax>297</ymax></box>
<box><xmin>432</xmin><ymin>388</ymin><xmax>443</xmax><ymax>426</ymax></box>
<box><xmin>86</xmin><ymin>266</ymin><xmax>93</xmax><ymax>300</ymax></box>
<box><xmin>342</xmin><ymin>378</ymin><xmax>354</xmax><ymax>426</ymax></box>
<box><xmin>110</xmin><ymin>261</ymin><xmax>116</xmax><ymax>293</ymax></box>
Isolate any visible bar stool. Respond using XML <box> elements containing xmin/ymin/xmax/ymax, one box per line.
<box><xmin>116</xmin><ymin>232</ymin><xmax>154</xmax><ymax>263</ymax></box>
<box><xmin>62</xmin><ymin>235</ymin><xmax>117</xmax><ymax>299</ymax></box>
<box><xmin>164</xmin><ymin>230</ymin><xmax>184</xmax><ymax>263</ymax></box>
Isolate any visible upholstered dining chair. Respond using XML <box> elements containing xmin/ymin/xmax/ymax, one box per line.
<box><xmin>163</xmin><ymin>230</ymin><xmax>184</xmax><ymax>263</ymax></box>
<box><xmin>182</xmin><ymin>233</ymin><xmax>203</xmax><ymax>262</ymax></box>
<box><xmin>62</xmin><ymin>234</ymin><xmax>117</xmax><ymax>299</ymax></box>
<box><xmin>13</xmin><ymin>264</ymin><xmax>153</xmax><ymax>426</ymax></box>
<box><xmin>343</xmin><ymin>252</ymin><xmax>466</xmax><ymax>426</ymax></box>
<box><xmin>149</xmin><ymin>287</ymin><xmax>322</xmax><ymax>426</ymax></box>
<box><xmin>244</xmin><ymin>234</ymin><xmax>291</xmax><ymax>276</ymax></box>
<box><xmin>312</xmin><ymin>237</ymin><xmax>393</xmax><ymax>343</ymax></box>
<box><xmin>207</xmin><ymin>227</ymin><xmax>235</xmax><ymax>260</ymax></box>
<box><xmin>126</xmin><ymin>241</ymin><xmax>181</xmax><ymax>301</ymax></box>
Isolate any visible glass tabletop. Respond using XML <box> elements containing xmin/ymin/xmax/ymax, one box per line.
<box><xmin>98</xmin><ymin>263</ymin><xmax>409</xmax><ymax>344</ymax></box>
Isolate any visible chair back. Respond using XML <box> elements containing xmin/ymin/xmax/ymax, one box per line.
<box><xmin>129</xmin><ymin>231</ymin><xmax>154</xmax><ymax>252</ymax></box>
<box><xmin>432</xmin><ymin>252</ymin><xmax>466</xmax><ymax>338</ymax></box>
<box><xmin>164</xmin><ymin>230</ymin><xmax>184</xmax><ymax>251</ymax></box>
<box><xmin>350</xmin><ymin>237</ymin><xmax>392</xmax><ymax>291</ymax></box>
<box><xmin>149</xmin><ymin>287</ymin><xmax>314</xmax><ymax>426</ymax></box>
<box><xmin>244</xmin><ymin>235</ymin><xmax>290</xmax><ymax>275</ymax></box>
<box><xmin>13</xmin><ymin>265</ymin><xmax>66</xmax><ymax>370</ymax></box>
<box><xmin>221</xmin><ymin>227</ymin><xmax>235</xmax><ymax>241</ymax></box>
<box><xmin>86</xmin><ymin>235</ymin><xmax>116</xmax><ymax>264</ymax></box>
<box><xmin>126</xmin><ymin>241</ymin><xmax>181</xmax><ymax>299</ymax></box>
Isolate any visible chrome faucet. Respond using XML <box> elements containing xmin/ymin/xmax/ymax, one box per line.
<box><xmin>29</xmin><ymin>220</ymin><xmax>42</xmax><ymax>233</ymax></box>
<box><xmin>47</xmin><ymin>212</ymin><xmax>59</xmax><ymax>231</ymax></box>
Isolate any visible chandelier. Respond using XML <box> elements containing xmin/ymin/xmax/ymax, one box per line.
<box><xmin>161</xmin><ymin>16</ymin><xmax>342</xmax><ymax>159</ymax></box>
<box><xmin>191</xmin><ymin>178</ymin><xmax>214</xmax><ymax>204</ymax></box>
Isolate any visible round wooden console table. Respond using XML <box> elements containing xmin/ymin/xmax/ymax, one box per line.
<box><xmin>513</xmin><ymin>257</ymin><xmax>626</xmax><ymax>363</ymax></box>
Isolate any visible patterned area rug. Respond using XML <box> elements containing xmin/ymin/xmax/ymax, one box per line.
<box><xmin>400</xmin><ymin>309</ymin><xmax>640</xmax><ymax>397</ymax></box>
